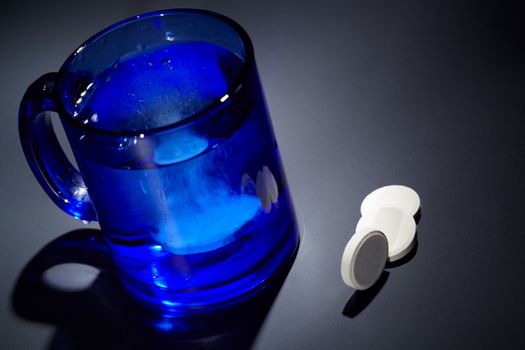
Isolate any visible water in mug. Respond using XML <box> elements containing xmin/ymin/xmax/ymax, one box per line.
<box><xmin>65</xmin><ymin>41</ymin><xmax>297</xmax><ymax>311</ymax></box>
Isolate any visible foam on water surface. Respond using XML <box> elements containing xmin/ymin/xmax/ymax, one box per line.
<box><xmin>73</xmin><ymin>41</ymin><xmax>240</xmax><ymax>132</ymax></box>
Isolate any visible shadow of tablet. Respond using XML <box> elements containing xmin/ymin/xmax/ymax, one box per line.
<box><xmin>342</xmin><ymin>271</ymin><xmax>389</xmax><ymax>318</ymax></box>
<box><xmin>414</xmin><ymin>207</ymin><xmax>422</xmax><ymax>225</ymax></box>
<box><xmin>385</xmin><ymin>237</ymin><xmax>419</xmax><ymax>269</ymax></box>
<box><xmin>11</xmin><ymin>229</ymin><xmax>294</xmax><ymax>350</ymax></box>
<box><xmin>342</xmin><ymin>236</ymin><xmax>419</xmax><ymax>318</ymax></box>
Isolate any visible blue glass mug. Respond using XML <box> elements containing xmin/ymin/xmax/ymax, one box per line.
<box><xmin>19</xmin><ymin>9</ymin><xmax>299</xmax><ymax>315</ymax></box>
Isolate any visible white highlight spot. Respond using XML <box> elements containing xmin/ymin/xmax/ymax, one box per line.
<box><xmin>150</xmin><ymin>245</ymin><xmax>162</xmax><ymax>252</ymax></box>
<box><xmin>75</xmin><ymin>45</ymin><xmax>85</xmax><ymax>55</ymax></box>
<box><xmin>43</xmin><ymin>263</ymin><xmax>100</xmax><ymax>292</ymax></box>
<box><xmin>73</xmin><ymin>186</ymin><xmax>88</xmax><ymax>201</ymax></box>
<box><xmin>220</xmin><ymin>94</ymin><xmax>229</xmax><ymax>103</ymax></box>
<box><xmin>165</xmin><ymin>31</ymin><xmax>175</xmax><ymax>41</ymax></box>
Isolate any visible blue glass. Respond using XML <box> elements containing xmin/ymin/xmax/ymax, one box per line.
<box><xmin>19</xmin><ymin>9</ymin><xmax>299</xmax><ymax>315</ymax></box>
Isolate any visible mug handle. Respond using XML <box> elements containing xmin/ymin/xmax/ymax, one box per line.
<box><xmin>19</xmin><ymin>73</ymin><xmax>97</xmax><ymax>222</ymax></box>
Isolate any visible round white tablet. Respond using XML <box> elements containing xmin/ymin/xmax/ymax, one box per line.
<box><xmin>356</xmin><ymin>207</ymin><xmax>416</xmax><ymax>262</ymax></box>
<box><xmin>341</xmin><ymin>227</ymin><xmax>389</xmax><ymax>290</ymax></box>
<box><xmin>43</xmin><ymin>263</ymin><xmax>101</xmax><ymax>292</ymax></box>
<box><xmin>360</xmin><ymin>185</ymin><xmax>420</xmax><ymax>217</ymax></box>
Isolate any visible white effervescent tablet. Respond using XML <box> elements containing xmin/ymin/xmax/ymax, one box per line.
<box><xmin>360</xmin><ymin>185</ymin><xmax>420</xmax><ymax>217</ymax></box>
<box><xmin>341</xmin><ymin>227</ymin><xmax>389</xmax><ymax>290</ymax></box>
<box><xmin>43</xmin><ymin>263</ymin><xmax>101</xmax><ymax>292</ymax></box>
<box><xmin>356</xmin><ymin>207</ymin><xmax>416</xmax><ymax>262</ymax></box>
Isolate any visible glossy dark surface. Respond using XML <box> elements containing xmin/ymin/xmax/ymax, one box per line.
<box><xmin>11</xmin><ymin>229</ymin><xmax>294</xmax><ymax>349</ymax></box>
<box><xmin>2</xmin><ymin>0</ymin><xmax>525</xmax><ymax>349</ymax></box>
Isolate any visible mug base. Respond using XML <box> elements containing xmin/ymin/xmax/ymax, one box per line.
<box><xmin>117</xmin><ymin>224</ymin><xmax>300</xmax><ymax>317</ymax></box>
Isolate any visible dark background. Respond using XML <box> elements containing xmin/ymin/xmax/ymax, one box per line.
<box><xmin>2</xmin><ymin>0</ymin><xmax>525</xmax><ymax>349</ymax></box>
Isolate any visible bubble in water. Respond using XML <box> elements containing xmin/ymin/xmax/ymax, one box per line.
<box><xmin>161</xmin><ymin>58</ymin><xmax>171</xmax><ymax>65</ymax></box>
<box><xmin>165</xmin><ymin>31</ymin><xmax>175</xmax><ymax>41</ymax></box>
<box><xmin>137</xmin><ymin>43</ymin><xmax>145</xmax><ymax>50</ymax></box>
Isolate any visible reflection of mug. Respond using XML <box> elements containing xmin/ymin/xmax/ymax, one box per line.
<box><xmin>19</xmin><ymin>9</ymin><xmax>299</xmax><ymax>315</ymax></box>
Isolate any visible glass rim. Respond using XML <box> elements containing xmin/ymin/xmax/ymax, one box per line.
<box><xmin>55</xmin><ymin>8</ymin><xmax>255</xmax><ymax>137</ymax></box>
